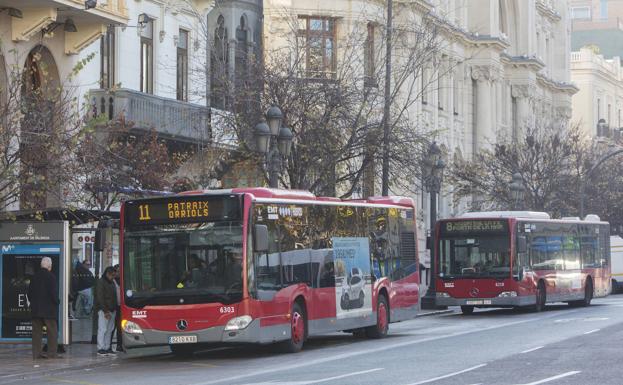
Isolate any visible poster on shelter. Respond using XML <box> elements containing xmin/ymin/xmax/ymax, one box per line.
<box><xmin>1</xmin><ymin>245</ymin><xmax>61</xmax><ymax>340</ymax></box>
<box><xmin>332</xmin><ymin>237</ymin><xmax>372</xmax><ymax>319</ymax></box>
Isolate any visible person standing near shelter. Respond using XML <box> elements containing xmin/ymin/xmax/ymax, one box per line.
<box><xmin>94</xmin><ymin>266</ymin><xmax>117</xmax><ymax>356</ymax></box>
<box><xmin>28</xmin><ymin>257</ymin><xmax>61</xmax><ymax>360</ymax></box>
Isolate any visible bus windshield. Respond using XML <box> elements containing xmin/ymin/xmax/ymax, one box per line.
<box><xmin>123</xmin><ymin>221</ymin><xmax>243</xmax><ymax>307</ymax></box>
<box><xmin>438</xmin><ymin>235</ymin><xmax>511</xmax><ymax>279</ymax></box>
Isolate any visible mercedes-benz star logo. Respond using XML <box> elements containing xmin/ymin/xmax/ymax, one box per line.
<box><xmin>176</xmin><ymin>319</ymin><xmax>188</xmax><ymax>331</ymax></box>
<box><xmin>469</xmin><ymin>287</ymin><xmax>480</xmax><ymax>298</ymax></box>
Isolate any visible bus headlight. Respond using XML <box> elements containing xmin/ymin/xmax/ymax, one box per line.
<box><xmin>436</xmin><ymin>292</ymin><xmax>450</xmax><ymax>298</ymax></box>
<box><xmin>224</xmin><ymin>315</ymin><xmax>253</xmax><ymax>331</ymax></box>
<box><xmin>497</xmin><ymin>291</ymin><xmax>518</xmax><ymax>297</ymax></box>
<box><xmin>121</xmin><ymin>319</ymin><xmax>143</xmax><ymax>334</ymax></box>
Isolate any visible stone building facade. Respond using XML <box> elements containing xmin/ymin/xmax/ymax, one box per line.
<box><xmin>262</xmin><ymin>0</ymin><xmax>576</xmax><ymax>266</ymax></box>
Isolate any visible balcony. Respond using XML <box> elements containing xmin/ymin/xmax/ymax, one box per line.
<box><xmin>89</xmin><ymin>89</ymin><xmax>211</xmax><ymax>144</ymax></box>
<box><xmin>2</xmin><ymin>0</ymin><xmax>128</xmax><ymax>53</ymax></box>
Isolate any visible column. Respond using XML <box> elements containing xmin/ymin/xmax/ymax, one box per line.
<box><xmin>472</xmin><ymin>66</ymin><xmax>494</xmax><ymax>152</ymax></box>
<box><xmin>512</xmin><ymin>84</ymin><xmax>535</xmax><ymax>139</ymax></box>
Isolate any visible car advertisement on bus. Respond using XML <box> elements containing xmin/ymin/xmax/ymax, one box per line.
<box><xmin>332</xmin><ymin>237</ymin><xmax>373</xmax><ymax>319</ymax></box>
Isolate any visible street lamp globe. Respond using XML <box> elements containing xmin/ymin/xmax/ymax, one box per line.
<box><xmin>278</xmin><ymin>126</ymin><xmax>294</xmax><ymax>157</ymax></box>
<box><xmin>266</xmin><ymin>106</ymin><xmax>283</xmax><ymax>136</ymax></box>
<box><xmin>509</xmin><ymin>172</ymin><xmax>525</xmax><ymax>209</ymax></box>
<box><xmin>254</xmin><ymin>121</ymin><xmax>271</xmax><ymax>154</ymax></box>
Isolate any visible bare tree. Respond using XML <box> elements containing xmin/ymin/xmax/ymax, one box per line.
<box><xmin>0</xmin><ymin>48</ymin><xmax>95</xmax><ymax>211</ymax></box>
<box><xmin>448</xmin><ymin>124</ymin><xmax>590</xmax><ymax>217</ymax></box>
<box><xmin>183</xmin><ymin>4</ymin><xmax>452</xmax><ymax>197</ymax></box>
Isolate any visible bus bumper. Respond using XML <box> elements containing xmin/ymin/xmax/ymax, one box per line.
<box><xmin>122</xmin><ymin>319</ymin><xmax>289</xmax><ymax>349</ymax></box>
<box><xmin>435</xmin><ymin>295</ymin><xmax>536</xmax><ymax>307</ymax></box>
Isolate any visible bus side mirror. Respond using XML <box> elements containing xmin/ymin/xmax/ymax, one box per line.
<box><xmin>253</xmin><ymin>225</ymin><xmax>269</xmax><ymax>252</ymax></box>
<box><xmin>426</xmin><ymin>236</ymin><xmax>432</xmax><ymax>251</ymax></box>
<box><xmin>517</xmin><ymin>236</ymin><xmax>527</xmax><ymax>254</ymax></box>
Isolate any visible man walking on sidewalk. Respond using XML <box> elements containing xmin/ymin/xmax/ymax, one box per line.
<box><xmin>94</xmin><ymin>266</ymin><xmax>117</xmax><ymax>356</ymax></box>
<box><xmin>28</xmin><ymin>257</ymin><xmax>61</xmax><ymax>360</ymax></box>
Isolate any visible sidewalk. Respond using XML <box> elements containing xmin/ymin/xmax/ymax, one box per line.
<box><xmin>0</xmin><ymin>342</ymin><xmax>119</xmax><ymax>383</ymax></box>
<box><xmin>0</xmin><ymin>317</ymin><xmax>119</xmax><ymax>383</ymax></box>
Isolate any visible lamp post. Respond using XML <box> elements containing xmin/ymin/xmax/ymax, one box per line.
<box><xmin>254</xmin><ymin>106</ymin><xmax>293</xmax><ymax>188</ymax></box>
<box><xmin>420</xmin><ymin>141</ymin><xmax>446</xmax><ymax>310</ymax></box>
<box><xmin>509</xmin><ymin>173</ymin><xmax>525</xmax><ymax>210</ymax></box>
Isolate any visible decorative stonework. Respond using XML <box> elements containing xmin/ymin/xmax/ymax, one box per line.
<box><xmin>511</xmin><ymin>84</ymin><xmax>536</xmax><ymax>99</ymax></box>
<box><xmin>470</xmin><ymin>65</ymin><xmax>501</xmax><ymax>82</ymax></box>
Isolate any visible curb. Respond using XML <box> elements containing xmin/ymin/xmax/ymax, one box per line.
<box><xmin>415</xmin><ymin>309</ymin><xmax>454</xmax><ymax>317</ymax></box>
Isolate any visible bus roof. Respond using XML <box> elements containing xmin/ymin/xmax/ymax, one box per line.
<box><xmin>456</xmin><ymin>211</ymin><xmax>607</xmax><ymax>224</ymax></box>
<box><xmin>178</xmin><ymin>187</ymin><xmax>415</xmax><ymax>208</ymax></box>
<box><xmin>460</xmin><ymin>211</ymin><xmax>551</xmax><ymax>220</ymax></box>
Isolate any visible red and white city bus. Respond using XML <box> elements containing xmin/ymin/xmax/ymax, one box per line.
<box><xmin>434</xmin><ymin>212</ymin><xmax>611</xmax><ymax>315</ymax></box>
<box><xmin>120</xmin><ymin>188</ymin><xmax>420</xmax><ymax>354</ymax></box>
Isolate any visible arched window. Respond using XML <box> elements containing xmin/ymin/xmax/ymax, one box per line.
<box><xmin>211</xmin><ymin>15</ymin><xmax>229</xmax><ymax>109</ymax></box>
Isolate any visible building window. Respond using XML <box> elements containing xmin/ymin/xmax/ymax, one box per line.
<box><xmin>608</xmin><ymin>103</ymin><xmax>612</xmax><ymax>124</ymax></box>
<box><xmin>438</xmin><ymin>69</ymin><xmax>444</xmax><ymax>111</ymax></box>
<box><xmin>601</xmin><ymin>0</ymin><xmax>608</xmax><ymax>19</ymax></box>
<box><xmin>177</xmin><ymin>29</ymin><xmax>188</xmax><ymax>101</ymax></box>
<box><xmin>453</xmin><ymin>73</ymin><xmax>460</xmax><ymax>115</ymax></box>
<box><xmin>235</xmin><ymin>16</ymin><xmax>248</xmax><ymax>92</ymax></box>
<box><xmin>298</xmin><ymin>16</ymin><xmax>336</xmax><ymax>78</ymax></box>
<box><xmin>570</xmin><ymin>6</ymin><xmax>591</xmax><ymax>20</ymax></box>
<box><xmin>100</xmin><ymin>26</ymin><xmax>115</xmax><ymax>89</ymax></box>
<box><xmin>140</xmin><ymin>19</ymin><xmax>153</xmax><ymax>94</ymax></box>
<box><xmin>364</xmin><ymin>22</ymin><xmax>375</xmax><ymax>86</ymax></box>
<box><xmin>618</xmin><ymin>109</ymin><xmax>621</xmax><ymax>127</ymax></box>
<box><xmin>421</xmin><ymin>68</ymin><xmax>428</xmax><ymax>105</ymax></box>
<box><xmin>598</xmin><ymin>98</ymin><xmax>602</xmax><ymax>120</ymax></box>
<box><xmin>211</xmin><ymin>15</ymin><xmax>228</xmax><ymax>110</ymax></box>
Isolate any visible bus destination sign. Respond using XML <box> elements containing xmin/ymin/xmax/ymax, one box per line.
<box><xmin>125</xmin><ymin>196</ymin><xmax>240</xmax><ymax>226</ymax></box>
<box><xmin>441</xmin><ymin>220</ymin><xmax>508</xmax><ymax>236</ymax></box>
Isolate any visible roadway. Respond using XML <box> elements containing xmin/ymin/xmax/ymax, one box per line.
<box><xmin>7</xmin><ymin>295</ymin><xmax>623</xmax><ymax>385</ymax></box>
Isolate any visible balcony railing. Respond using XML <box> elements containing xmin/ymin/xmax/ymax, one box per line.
<box><xmin>89</xmin><ymin>89</ymin><xmax>210</xmax><ymax>143</ymax></box>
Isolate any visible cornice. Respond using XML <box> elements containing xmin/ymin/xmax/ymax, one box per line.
<box><xmin>536</xmin><ymin>0</ymin><xmax>562</xmax><ymax>23</ymax></box>
<box><xmin>501</xmin><ymin>53</ymin><xmax>545</xmax><ymax>72</ymax></box>
<box><xmin>536</xmin><ymin>73</ymin><xmax>579</xmax><ymax>95</ymax></box>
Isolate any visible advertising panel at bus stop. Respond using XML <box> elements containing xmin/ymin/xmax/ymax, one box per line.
<box><xmin>0</xmin><ymin>221</ymin><xmax>70</xmax><ymax>344</ymax></box>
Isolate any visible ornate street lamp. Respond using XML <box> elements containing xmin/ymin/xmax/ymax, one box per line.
<box><xmin>420</xmin><ymin>141</ymin><xmax>446</xmax><ymax>310</ymax></box>
<box><xmin>254</xmin><ymin>106</ymin><xmax>293</xmax><ymax>188</ymax></box>
<box><xmin>509</xmin><ymin>172</ymin><xmax>525</xmax><ymax>210</ymax></box>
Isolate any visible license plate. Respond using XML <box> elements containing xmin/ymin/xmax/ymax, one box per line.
<box><xmin>168</xmin><ymin>335</ymin><xmax>197</xmax><ymax>344</ymax></box>
<box><xmin>466</xmin><ymin>300</ymin><xmax>483</xmax><ymax>305</ymax></box>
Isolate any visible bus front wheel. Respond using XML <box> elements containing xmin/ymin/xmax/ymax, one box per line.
<box><xmin>533</xmin><ymin>281</ymin><xmax>546</xmax><ymax>312</ymax></box>
<box><xmin>460</xmin><ymin>306</ymin><xmax>474</xmax><ymax>315</ymax></box>
<box><xmin>366</xmin><ymin>295</ymin><xmax>389</xmax><ymax>339</ymax></box>
<box><xmin>280</xmin><ymin>302</ymin><xmax>306</xmax><ymax>353</ymax></box>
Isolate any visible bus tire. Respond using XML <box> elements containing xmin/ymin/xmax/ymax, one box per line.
<box><xmin>169</xmin><ymin>344</ymin><xmax>196</xmax><ymax>357</ymax></box>
<box><xmin>581</xmin><ymin>278</ymin><xmax>593</xmax><ymax>307</ymax></box>
<box><xmin>366</xmin><ymin>295</ymin><xmax>389</xmax><ymax>339</ymax></box>
<box><xmin>460</xmin><ymin>306</ymin><xmax>474</xmax><ymax>315</ymax></box>
<box><xmin>280</xmin><ymin>302</ymin><xmax>306</xmax><ymax>353</ymax></box>
<box><xmin>612</xmin><ymin>279</ymin><xmax>619</xmax><ymax>294</ymax></box>
<box><xmin>358</xmin><ymin>291</ymin><xmax>365</xmax><ymax>308</ymax></box>
<box><xmin>532</xmin><ymin>281</ymin><xmax>546</xmax><ymax>312</ymax></box>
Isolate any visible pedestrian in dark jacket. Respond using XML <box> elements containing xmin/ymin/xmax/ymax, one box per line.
<box><xmin>94</xmin><ymin>266</ymin><xmax>118</xmax><ymax>356</ymax></box>
<box><xmin>28</xmin><ymin>257</ymin><xmax>60</xmax><ymax>360</ymax></box>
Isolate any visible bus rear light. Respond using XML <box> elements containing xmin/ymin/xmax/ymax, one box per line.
<box><xmin>497</xmin><ymin>291</ymin><xmax>517</xmax><ymax>297</ymax></box>
<box><xmin>224</xmin><ymin>315</ymin><xmax>252</xmax><ymax>331</ymax></box>
<box><xmin>436</xmin><ymin>292</ymin><xmax>450</xmax><ymax>298</ymax></box>
<box><xmin>122</xmin><ymin>319</ymin><xmax>143</xmax><ymax>334</ymax></box>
